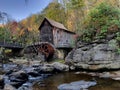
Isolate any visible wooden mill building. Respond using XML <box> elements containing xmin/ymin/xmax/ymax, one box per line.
<box><xmin>39</xmin><ymin>18</ymin><xmax>75</xmax><ymax>49</ymax></box>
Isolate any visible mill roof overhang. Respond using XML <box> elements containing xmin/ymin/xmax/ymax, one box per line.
<box><xmin>38</xmin><ymin>17</ymin><xmax>75</xmax><ymax>34</ymax></box>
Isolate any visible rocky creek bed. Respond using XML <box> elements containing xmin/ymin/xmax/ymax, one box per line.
<box><xmin>0</xmin><ymin>61</ymin><xmax>70</xmax><ymax>90</ymax></box>
<box><xmin>1</xmin><ymin>61</ymin><xmax>120</xmax><ymax>90</ymax></box>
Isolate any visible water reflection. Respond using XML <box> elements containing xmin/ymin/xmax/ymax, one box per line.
<box><xmin>33</xmin><ymin>72</ymin><xmax>120</xmax><ymax>90</ymax></box>
<box><xmin>1</xmin><ymin>64</ymin><xmax>120</xmax><ymax>90</ymax></box>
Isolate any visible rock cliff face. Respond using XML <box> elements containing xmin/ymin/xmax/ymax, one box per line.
<box><xmin>65</xmin><ymin>39</ymin><xmax>120</xmax><ymax>70</ymax></box>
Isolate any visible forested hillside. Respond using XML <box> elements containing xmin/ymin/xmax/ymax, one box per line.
<box><xmin>0</xmin><ymin>0</ymin><xmax>120</xmax><ymax>45</ymax></box>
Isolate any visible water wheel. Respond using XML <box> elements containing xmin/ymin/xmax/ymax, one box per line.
<box><xmin>25</xmin><ymin>42</ymin><xmax>55</xmax><ymax>60</ymax></box>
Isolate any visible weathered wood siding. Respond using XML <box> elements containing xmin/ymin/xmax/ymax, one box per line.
<box><xmin>40</xmin><ymin>21</ymin><xmax>53</xmax><ymax>44</ymax></box>
<box><xmin>53</xmin><ymin>28</ymin><xmax>74</xmax><ymax>48</ymax></box>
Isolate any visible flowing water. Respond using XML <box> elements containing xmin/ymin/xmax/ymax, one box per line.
<box><xmin>33</xmin><ymin>72</ymin><xmax>120</xmax><ymax>90</ymax></box>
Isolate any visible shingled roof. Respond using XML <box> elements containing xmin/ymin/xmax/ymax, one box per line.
<box><xmin>39</xmin><ymin>17</ymin><xmax>75</xmax><ymax>34</ymax></box>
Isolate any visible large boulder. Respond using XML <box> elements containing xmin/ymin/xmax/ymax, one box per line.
<box><xmin>52</xmin><ymin>62</ymin><xmax>69</xmax><ymax>72</ymax></box>
<box><xmin>58</xmin><ymin>80</ymin><xmax>97</xmax><ymax>90</ymax></box>
<box><xmin>65</xmin><ymin>39</ymin><xmax>120</xmax><ymax>70</ymax></box>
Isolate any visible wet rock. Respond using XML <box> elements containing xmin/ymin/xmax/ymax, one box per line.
<box><xmin>29</xmin><ymin>76</ymin><xmax>43</xmax><ymax>82</ymax></box>
<box><xmin>101</xmin><ymin>71</ymin><xmax>120</xmax><ymax>80</ymax></box>
<box><xmin>9</xmin><ymin>70</ymin><xmax>28</xmax><ymax>81</ymax></box>
<box><xmin>25</xmin><ymin>67</ymin><xmax>40</xmax><ymax>77</ymax></box>
<box><xmin>112</xmin><ymin>77</ymin><xmax>120</xmax><ymax>80</ymax></box>
<box><xmin>52</xmin><ymin>62</ymin><xmax>69</xmax><ymax>72</ymax></box>
<box><xmin>4</xmin><ymin>84</ymin><xmax>16</xmax><ymax>90</ymax></box>
<box><xmin>58</xmin><ymin>84</ymin><xmax>82</xmax><ymax>90</ymax></box>
<box><xmin>0</xmin><ymin>75</ymin><xmax>4</xmax><ymax>89</ymax></box>
<box><xmin>69</xmin><ymin>65</ymin><xmax>76</xmax><ymax>71</ymax></box>
<box><xmin>99</xmin><ymin>72</ymin><xmax>111</xmax><ymax>78</ymax></box>
<box><xmin>28</xmin><ymin>71</ymin><xmax>40</xmax><ymax>77</ymax></box>
<box><xmin>9</xmin><ymin>70</ymin><xmax>28</xmax><ymax>88</ymax></box>
<box><xmin>4</xmin><ymin>64</ymin><xmax>22</xmax><ymax>74</ymax></box>
<box><xmin>39</xmin><ymin>64</ymin><xmax>54</xmax><ymax>73</ymax></box>
<box><xmin>58</xmin><ymin>80</ymin><xmax>97</xmax><ymax>90</ymax></box>
<box><xmin>5</xmin><ymin>69</ymin><xmax>14</xmax><ymax>75</ymax></box>
<box><xmin>18</xmin><ymin>84</ymin><xmax>33</xmax><ymax>90</ymax></box>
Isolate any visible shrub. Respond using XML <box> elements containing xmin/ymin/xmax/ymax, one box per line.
<box><xmin>80</xmin><ymin>2</ymin><xmax>120</xmax><ymax>42</ymax></box>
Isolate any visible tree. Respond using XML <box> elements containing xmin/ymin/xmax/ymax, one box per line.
<box><xmin>42</xmin><ymin>2</ymin><xmax>67</xmax><ymax>26</ymax></box>
<box><xmin>66</xmin><ymin>0</ymin><xmax>85</xmax><ymax>31</ymax></box>
<box><xmin>0</xmin><ymin>27</ymin><xmax>11</xmax><ymax>42</ymax></box>
<box><xmin>80</xmin><ymin>1</ymin><xmax>120</xmax><ymax>42</ymax></box>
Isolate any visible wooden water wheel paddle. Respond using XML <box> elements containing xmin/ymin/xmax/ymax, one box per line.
<box><xmin>36</xmin><ymin>43</ymin><xmax>54</xmax><ymax>58</ymax></box>
<box><xmin>26</xmin><ymin>42</ymin><xmax>55</xmax><ymax>60</ymax></box>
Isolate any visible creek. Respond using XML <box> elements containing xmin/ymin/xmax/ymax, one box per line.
<box><xmin>33</xmin><ymin>72</ymin><xmax>120</xmax><ymax>90</ymax></box>
<box><xmin>1</xmin><ymin>63</ymin><xmax>120</xmax><ymax>90</ymax></box>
